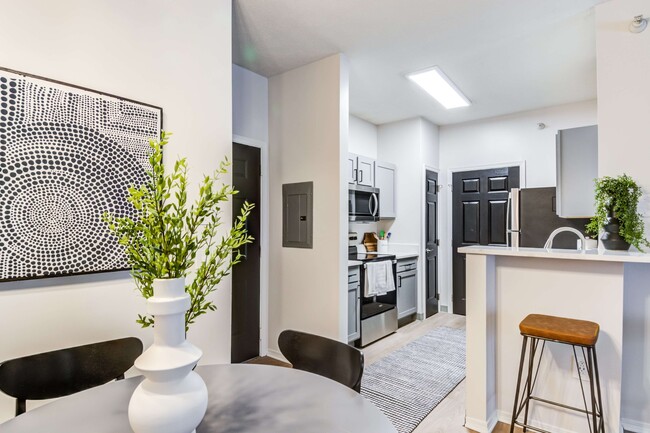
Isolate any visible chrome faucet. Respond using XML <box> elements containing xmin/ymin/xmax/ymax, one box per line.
<box><xmin>544</xmin><ymin>227</ymin><xmax>587</xmax><ymax>251</ymax></box>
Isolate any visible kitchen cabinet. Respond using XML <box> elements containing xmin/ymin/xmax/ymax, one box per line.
<box><xmin>556</xmin><ymin>125</ymin><xmax>598</xmax><ymax>218</ymax></box>
<box><xmin>374</xmin><ymin>161</ymin><xmax>396</xmax><ymax>219</ymax></box>
<box><xmin>396</xmin><ymin>258</ymin><xmax>417</xmax><ymax>320</ymax></box>
<box><xmin>347</xmin><ymin>265</ymin><xmax>361</xmax><ymax>343</ymax></box>
<box><xmin>348</xmin><ymin>153</ymin><xmax>374</xmax><ymax>187</ymax></box>
<box><xmin>346</xmin><ymin>155</ymin><xmax>357</xmax><ymax>184</ymax></box>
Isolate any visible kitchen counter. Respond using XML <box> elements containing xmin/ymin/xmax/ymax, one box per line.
<box><xmin>460</xmin><ymin>245</ymin><xmax>650</xmax><ymax>433</ymax></box>
<box><xmin>459</xmin><ymin>245</ymin><xmax>650</xmax><ymax>263</ymax></box>
<box><xmin>348</xmin><ymin>260</ymin><xmax>362</xmax><ymax>267</ymax></box>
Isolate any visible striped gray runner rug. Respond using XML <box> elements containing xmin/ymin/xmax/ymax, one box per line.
<box><xmin>361</xmin><ymin>326</ymin><xmax>466</xmax><ymax>433</ymax></box>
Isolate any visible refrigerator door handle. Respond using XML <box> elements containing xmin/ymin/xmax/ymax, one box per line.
<box><xmin>506</xmin><ymin>193</ymin><xmax>512</xmax><ymax>247</ymax></box>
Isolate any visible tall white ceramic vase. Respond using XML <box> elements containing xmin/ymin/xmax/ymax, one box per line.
<box><xmin>128</xmin><ymin>277</ymin><xmax>208</xmax><ymax>433</ymax></box>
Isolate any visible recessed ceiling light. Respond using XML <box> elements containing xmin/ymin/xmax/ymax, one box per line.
<box><xmin>407</xmin><ymin>67</ymin><xmax>471</xmax><ymax>109</ymax></box>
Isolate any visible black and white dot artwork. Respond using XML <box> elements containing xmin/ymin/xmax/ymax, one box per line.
<box><xmin>0</xmin><ymin>68</ymin><xmax>162</xmax><ymax>281</ymax></box>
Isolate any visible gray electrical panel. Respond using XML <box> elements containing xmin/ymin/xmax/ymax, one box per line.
<box><xmin>282</xmin><ymin>182</ymin><xmax>313</xmax><ymax>249</ymax></box>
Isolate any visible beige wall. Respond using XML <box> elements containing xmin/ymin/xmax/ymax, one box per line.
<box><xmin>0</xmin><ymin>0</ymin><xmax>233</xmax><ymax>422</ymax></box>
<box><xmin>596</xmin><ymin>0</ymin><xmax>650</xmax><ymax>429</ymax></box>
<box><xmin>267</xmin><ymin>54</ymin><xmax>349</xmax><ymax>356</ymax></box>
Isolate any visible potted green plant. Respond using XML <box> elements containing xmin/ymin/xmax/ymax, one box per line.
<box><xmin>586</xmin><ymin>174</ymin><xmax>649</xmax><ymax>251</ymax></box>
<box><xmin>103</xmin><ymin>131</ymin><xmax>253</xmax><ymax>433</ymax></box>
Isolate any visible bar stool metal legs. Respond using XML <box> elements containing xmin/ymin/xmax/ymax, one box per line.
<box><xmin>509</xmin><ymin>335</ymin><xmax>604</xmax><ymax>433</ymax></box>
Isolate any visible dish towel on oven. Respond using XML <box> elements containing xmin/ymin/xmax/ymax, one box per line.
<box><xmin>364</xmin><ymin>261</ymin><xmax>396</xmax><ymax>297</ymax></box>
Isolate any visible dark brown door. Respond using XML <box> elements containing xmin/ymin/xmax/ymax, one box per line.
<box><xmin>231</xmin><ymin>143</ymin><xmax>261</xmax><ymax>363</ymax></box>
<box><xmin>452</xmin><ymin>166</ymin><xmax>519</xmax><ymax>316</ymax></box>
<box><xmin>425</xmin><ymin>170</ymin><xmax>439</xmax><ymax>318</ymax></box>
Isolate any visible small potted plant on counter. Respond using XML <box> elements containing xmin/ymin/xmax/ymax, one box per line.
<box><xmin>586</xmin><ymin>174</ymin><xmax>649</xmax><ymax>251</ymax></box>
<box><xmin>104</xmin><ymin>131</ymin><xmax>253</xmax><ymax>433</ymax></box>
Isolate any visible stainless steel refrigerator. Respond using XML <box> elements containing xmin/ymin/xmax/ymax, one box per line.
<box><xmin>508</xmin><ymin>187</ymin><xmax>591</xmax><ymax>249</ymax></box>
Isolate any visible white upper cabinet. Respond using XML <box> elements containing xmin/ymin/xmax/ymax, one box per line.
<box><xmin>356</xmin><ymin>155</ymin><xmax>374</xmax><ymax>187</ymax></box>
<box><xmin>375</xmin><ymin>160</ymin><xmax>396</xmax><ymax>219</ymax></box>
<box><xmin>556</xmin><ymin>125</ymin><xmax>598</xmax><ymax>218</ymax></box>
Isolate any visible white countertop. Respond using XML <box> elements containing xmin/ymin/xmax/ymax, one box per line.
<box><xmin>458</xmin><ymin>245</ymin><xmax>650</xmax><ymax>264</ymax></box>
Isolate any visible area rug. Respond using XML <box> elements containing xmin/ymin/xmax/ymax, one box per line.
<box><xmin>361</xmin><ymin>326</ymin><xmax>466</xmax><ymax>433</ymax></box>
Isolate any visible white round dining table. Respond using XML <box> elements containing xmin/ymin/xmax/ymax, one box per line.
<box><xmin>0</xmin><ymin>364</ymin><xmax>397</xmax><ymax>433</ymax></box>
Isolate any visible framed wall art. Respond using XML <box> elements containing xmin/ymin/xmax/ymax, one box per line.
<box><xmin>0</xmin><ymin>67</ymin><xmax>162</xmax><ymax>281</ymax></box>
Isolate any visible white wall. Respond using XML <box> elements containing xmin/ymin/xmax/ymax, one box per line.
<box><xmin>377</xmin><ymin>118</ymin><xmax>426</xmax><ymax>246</ymax></box>
<box><xmin>0</xmin><ymin>0</ymin><xmax>232</xmax><ymax>422</ymax></box>
<box><xmin>377</xmin><ymin>117</ymin><xmax>440</xmax><ymax>315</ymax></box>
<box><xmin>267</xmin><ymin>54</ymin><xmax>349</xmax><ymax>356</ymax></box>
<box><xmin>596</xmin><ymin>0</ymin><xmax>650</xmax><ymax>428</ymax></box>
<box><xmin>437</xmin><ymin>100</ymin><xmax>597</xmax><ymax>310</ymax></box>
<box><xmin>349</xmin><ymin>115</ymin><xmax>378</xmax><ymax>159</ymax></box>
<box><xmin>233</xmin><ymin>64</ymin><xmax>269</xmax><ymax>144</ymax></box>
<box><xmin>439</xmin><ymin>100</ymin><xmax>597</xmax><ymax>189</ymax></box>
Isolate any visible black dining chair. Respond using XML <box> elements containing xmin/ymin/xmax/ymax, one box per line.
<box><xmin>0</xmin><ymin>337</ymin><xmax>143</xmax><ymax>416</ymax></box>
<box><xmin>278</xmin><ymin>329</ymin><xmax>364</xmax><ymax>393</ymax></box>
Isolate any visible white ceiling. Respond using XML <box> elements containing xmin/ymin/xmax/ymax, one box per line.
<box><xmin>233</xmin><ymin>0</ymin><xmax>605</xmax><ymax>126</ymax></box>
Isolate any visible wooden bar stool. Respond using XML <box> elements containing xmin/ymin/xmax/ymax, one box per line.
<box><xmin>509</xmin><ymin>314</ymin><xmax>604</xmax><ymax>433</ymax></box>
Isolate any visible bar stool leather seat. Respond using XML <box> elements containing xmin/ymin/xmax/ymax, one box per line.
<box><xmin>519</xmin><ymin>314</ymin><xmax>599</xmax><ymax>346</ymax></box>
<box><xmin>510</xmin><ymin>314</ymin><xmax>604</xmax><ymax>433</ymax></box>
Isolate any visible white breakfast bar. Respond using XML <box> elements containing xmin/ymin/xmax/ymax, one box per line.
<box><xmin>459</xmin><ymin>245</ymin><xmax>650</xmax><ymax>433</ymax></box>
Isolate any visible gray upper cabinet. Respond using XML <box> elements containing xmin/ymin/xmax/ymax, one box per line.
<box><xmin>347</xmin><ymin>154</ymin><xmax>357</xmax><ymax>184</ymax></box>
<box><xmin>375</xmin><ymin>161</ymin><xmax>396</xmax><ymax>219</ymax></box>
<box><xmin>348</xmin><ymin>153</ymin><xmax>374</xmax><ymax>186</ymax></box>
<box><xmin>556</xmin><ymin>125</ymin><xmax>598</xmax><ymax>218</ymax></box>
<box><xmin>356</xmin><ymin>155</ymin><xmax>374</xmax><ymax>187</ymax></box>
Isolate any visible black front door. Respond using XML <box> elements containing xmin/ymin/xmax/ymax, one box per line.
<box><xmin>452</xmin><ymin>166</ymin><xmax>519</xmax><ymax>316</ymax></box>
<box><xmin>425</xmin><ymin>170</ymin><xmax>439</xmax><ymax>318</ymax></box>
<box><xmin>231</xmin><ymin>143</ymin><xmax>261</xmax><ymax>363</ymax></box>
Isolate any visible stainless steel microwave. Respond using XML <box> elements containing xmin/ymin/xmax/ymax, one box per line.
<box><xmin>349</xmin><ymin>184</ymin><xmax>380</xmax><ymax>222</ymax></box>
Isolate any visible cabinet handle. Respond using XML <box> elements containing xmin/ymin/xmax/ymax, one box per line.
<box><xmin>353</xmin><ymin>168</ymin><xmax>358</xmax><ymax>182</ymax></box>
<box><xmin>398</xmin><ymin>276</ymin><xmax>402</xmax><ymax>287</ymax></box>
<box><xmin>360</xmin><ymin>170</ymin><xmax>364</xmax><ymax>183</ymax></box>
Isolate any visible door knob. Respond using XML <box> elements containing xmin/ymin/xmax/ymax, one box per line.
<box><xmin>426</xmin><ymin>249</ymin><xmax>433</xmax><ymax>253</ymax></box>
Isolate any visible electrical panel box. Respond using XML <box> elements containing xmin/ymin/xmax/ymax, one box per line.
<box><xmin>282</xmin><ymin>182</ymin><xmax>313</xmax><ymax>249</ymax></box>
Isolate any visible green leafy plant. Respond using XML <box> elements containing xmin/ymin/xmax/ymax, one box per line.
<box><xmin>104</xmin><ymin>131</ymin><xmax>254</xmax><ymax>330</ymax></box>
<box><xmin>586</xmin><ymin>174</ymin><xmax>649</xmax><ymax>251</ymax></box>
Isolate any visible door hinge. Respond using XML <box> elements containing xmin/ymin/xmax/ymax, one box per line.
<box><xmin>435</xmin><ymin>239</ymin><xmax>440</xmax><ymax>246</ymax></box>
<box><xmin>435</xmin><ymin>292</ymin><xmax>440</xmax><ymax>300</ymax></box>
<box><xmin>437</xmin><ymin>185</ymin><xmax>443</xmax><ymax>193</ymax></box>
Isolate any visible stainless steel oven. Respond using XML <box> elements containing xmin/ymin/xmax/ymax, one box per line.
<box><xmin>349</xmin><ymin>246</ymin><xmax>398</xmax><ymax>347</ymax></box>
<box><xmin>349</xmin><ymin>184</ymin><xmax>380</xmax><ymax>222</ymax></box>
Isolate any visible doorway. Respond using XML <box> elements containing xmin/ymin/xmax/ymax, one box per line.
<box><xmin>425</xmin><ymin>169</ymin><xmax>439</xmax><ymax>318</ymax></box>
<box><xmin>231</xmin><ymin>143</ymin><xmax>261</xmax><ymax>363</ymax></box>
<box><xmin>451</xmin><ymin>166</ymin><xmax>520</xmax><ymax>315</ymax></box>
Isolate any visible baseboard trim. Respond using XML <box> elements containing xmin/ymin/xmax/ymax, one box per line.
<box><xmin>622</xmin><ymin>417</ymin><xmax>650</xmax><ymax>433</ymax></box>
<box><xmin>497</xmin><ymin>410</ymin><xmax>584</xmax><ymax>433</ymax></box>
<box><xmin>267</xmin><ymin>348</ymin><xmax>289</xmax><ymax>364</ymax></box>
<box><xmin>465</xmin><ymin>412</ymin><xmax>498</xmax><ymax>433</ymax></box>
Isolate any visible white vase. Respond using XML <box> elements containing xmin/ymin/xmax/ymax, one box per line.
<box><xmin>128</xmin><ymin>277</ymin><xmax>208</xmax><ymax>433</ymax></box>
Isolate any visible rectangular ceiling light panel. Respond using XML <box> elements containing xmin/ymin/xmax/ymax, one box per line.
<box><xmin>407</xmin><ymin>67</ymin><xmax>471</xmax><ymax>109</ymax></box>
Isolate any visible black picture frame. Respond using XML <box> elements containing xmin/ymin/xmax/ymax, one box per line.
<box><xmin>0</xmin><ymin>66</ymin><xmax>163</xmax><ymax>282</ymax></box>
